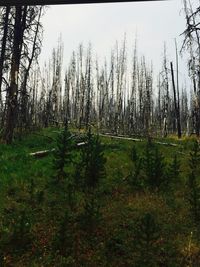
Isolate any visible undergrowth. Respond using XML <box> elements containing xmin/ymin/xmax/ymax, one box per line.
<box><xmin>0</xmin><ymin>128</ymin><xmax>199</xmax><ymax>266</ymax></box>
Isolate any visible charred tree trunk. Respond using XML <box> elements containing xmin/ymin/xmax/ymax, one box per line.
<box><xmin>20</xmin><ymin>6</ymin><xmax>42</xmax><ymax>130</ymax></box>
<box><xmin>170</xmin><ymin>61</ymin><xmax>181</xmax><ymax>138</ymax></box>
<box><xmin>3</xmin><ymin>6</ymin><xmax>27</xmax><ymax>144</ymax></box>
<box><xmin>0</xmin><ymin>6</ymin><xmax>10</xmax><ymax>95</ymax></box>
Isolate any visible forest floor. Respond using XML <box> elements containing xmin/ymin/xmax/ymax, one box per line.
<box><xmin>0</xmin><ymin>127</ymin><xmax>200</xmax><ymax>266</ymax></box>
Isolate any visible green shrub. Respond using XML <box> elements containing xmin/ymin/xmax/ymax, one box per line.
<box><xmin>142</xmin><ymin>141</ymin><xmax>165</xmax><ymax>190</ymax></box>
<box><xmin>187</xmin><ymin>141</ymin><xmax>200</xmax><ymax>224</ymax></box>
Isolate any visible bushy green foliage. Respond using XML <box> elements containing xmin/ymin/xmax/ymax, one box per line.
<box><xmin>79</xmin><ymin>195</ymin><xmax>102</xmax><ymax>232</ymax></box>
<box><xmin>142</xmin><ymin>141</ymin><xmax>165</xmax><ymax>189</ymax></box>
<box><xmin>187</xmin><ymin>141</ymin><xmax>200</xmax><ymax>224</ymax></box>
<box><xmin>166</xmin><ymin>154</ymin><xmax>181</xmax><ymax>189</ymax></box>
<box><xmin>128</xmin><ymin>140</ymin><xmax>166</xmax><ymax>191</ymax></box>
<box><xmin>53</xmin><ymin>210</ymin><xmax>75</xmax><ymax>257</ymax></box>
<box><xmin>135</xmin><ymin>212</ymin><xmax>160</xmax><ymax>267</ymax></box>
<box><xmin>0</xmin><ymin>180</ymin><xmax>39</xmax><ymax>262</ymax></box>
<box><xmin>130</xmin><ymin>144</ymin><xmax>138</xmax><ymax>162</ymax></box>
<box><xmin>76</xmin><ymin>129</ymin><xmax>106</xmax><ymax>231</ymax></box>
<box><xmin>129</xmin><ymin>158</ymin><xmax>144</xmax><ymax>190</ymax></box>
<box><xmin>189</xmin><ymin>141</ymin><xmax>200</xmax><ymax>171</ymax></box>
<box><xmin>0</xmin><ymin>128</ymin><xmax>200</xmax><ymax>266</ymax></box>
<box><xmin>53</xmin><ymin>123</ymin><xmax>74</xmax><ymax>183</ymax></box>
<box><xmin>78</xmin><ymin>129</ymin><xmax>106</xmax><ymax>191</ymax></box>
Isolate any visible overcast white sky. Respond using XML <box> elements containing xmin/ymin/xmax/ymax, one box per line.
<box><xmin>39</xmin><ymin>0</ymin><xmax>188</xmax><ymax>86</ymax></box>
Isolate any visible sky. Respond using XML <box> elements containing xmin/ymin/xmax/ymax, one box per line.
<box><xmin>39</xmin><ymin>0</ymin><xmax>188</xmax><ymax>88</ymax></box>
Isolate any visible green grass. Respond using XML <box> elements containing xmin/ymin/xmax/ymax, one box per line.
<box><xmin>0</xmin><ymin>128</ymin><xmax>199</xmax><ymax>266</ymax></box>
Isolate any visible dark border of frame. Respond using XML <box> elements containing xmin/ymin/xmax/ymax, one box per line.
<box><xmin>0</xmin><ymin>0</ymin><xmax>167</xmax><ymax>6</ymax></box>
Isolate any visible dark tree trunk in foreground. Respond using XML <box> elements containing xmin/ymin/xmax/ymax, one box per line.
<box><xmin>3</xmin><ymin>6</ymin><xmax>27</xmax><ymax>144</ymax></box>
<box><xmin>0</xmin><ymin>6</ymin><xmax>10</xmax><ymax>95</ymax></box>
<box><xmin>20</xmin><ymin>6</ymin><xmax>42</xmax><ymax>130</ymax></box>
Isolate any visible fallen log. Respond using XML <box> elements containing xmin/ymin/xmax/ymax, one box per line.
<box><xmin>99</xmin><ymin>133</ymin><xmax>180</xmax><ymax>147</ymax></box>
<box><xmin>155</xmin><ymin>141</ymin><xmax>179</xmax><ymax>147</ymax></box>
<box><xmin>99</xmin><ymin>134</ymin><xmax>143</xmax><ymax>142</ymax></box>
<box><xmin>77</xmin><ymin>142</ymin><xmax>87</xmax><ymax>147</ymax></box>
<box><xmin>29</xmin><ymin>149</ymin><xmax>55</xmax><ymax>158</ymax></box>
<box><xmin>29</xmin><ymin>142</ymin><xmax>87</xmax><ymax>158</ymax></box>
<box><xmin>30</xmin><ymin>132</ymin><xmax>180</xmax><ymax>159</ymax></box>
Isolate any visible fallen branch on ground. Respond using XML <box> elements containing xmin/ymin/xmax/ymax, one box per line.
<box><xmin>155</xmin><ymin>141</ymin><xmax>179</xmax><ymax>147</ymax></box>
<box><xmin>29</xmin><ymin>149</ymin><xmax>55</xmax><ymax>158</ymax></box>
<box><xmin>99</xmin><ymin>134</ymin><xmax>143</xmax><ymax>142</ymax></box>
<box><xmin>29</xmin><ymin>142</ymin><xmax>87</xmax><ymax>158</ymax></box>
<box><xmin>99</xmin><ymin>133</ymin><xmax>179</xmax><ymax>146</ymax></box>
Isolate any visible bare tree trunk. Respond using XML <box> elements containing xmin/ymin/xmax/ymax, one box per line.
<box><xmin>0</xmin><ymin>6</ymin><xmax>10</xmax><ymax>95</ymax></box>
<box><xmin>20</xmin><ymin>6</ymin><xmax>42</xmax><ymax>130</ymax></box>
<box><xmin>3</xmin><ymin>6</ymin><xmax>27</xmax><ymax>144</ymax></box>
<box><xmin>0</xmin><ymin>6</ymin><xmax>11</xmax><ymax>127</ymax></box>
<box><xmin>170</xmin><ymin>61</ymin><xmax>181</xmax><ymax>138</ymax></box>
<box><xmin>85</xmin><ymin>44</ymin><xmax>92</xmax><ymax>130</ymax></box>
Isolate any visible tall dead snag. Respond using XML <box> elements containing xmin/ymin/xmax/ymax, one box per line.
<box><xmin>156</xmin><ymin>75</ymin><xmax>162</xmax><ymax>133</ymax></box>
<box><xmin>19</xmin><ymin>6</ymin><xmax>43</xmax><ymax>130</ymax></box>
<box><xmin>69</xmin><ymin>51</ymin><xmax>76</xmax><ymax>124</ymax></box>
<box><xmin>170</xmin><ymin>62</ymin><xmax>181</xmax><ymax>138</ymax></box>
<box><xmin>107</xmin><ymin>50</ymin><xmax>115</xmax><ymax>133</ymax></box>
<box><xmin>0</xmin><ymin>6</ymin><xmax>11</xmax><ymax>126</ymax></box>
<box><xmin>51</xmin><ymin>38</ymin><xmax>63</xmax><ymax>125</ymax></box>
<box><xmin>2</xmin><ymin>5</ymin><xmax>44</xmax><ymax>143</ymax></box>
<box><xmin>77</xmin><ymin>44</ymin><xmax>85</xmax><ymax>129</ymax></box>
<box><xmin>85</xmin><ymin>44</ymin><xmax>92</xmax><ymax>130</ymax></box>
<box><xmin>175</xmin><ymin>39</ymin><xmax>180</xmax><ymax>121</ymax></box>
<box><xmin>3</xmin><ymin>6</ymin><xmax>27</xmax><ymax>144</ymax></box>
<box><xmin>144</xmin><ymin>61</ymin><xmax>153</xmax><ymax>137</ymax></box>
<box><xmin>128</xmin><ymin>38</ymin><xmax>137</xmax><ymax>135</ymax></box>
<box><xmin>182</xmin><ymin>0</ymin><xmax>200</xmax><ymax>136</ymax></box>
<box><xmin>163</xmin><ymin>44</ymin><xmax>169</xmax><ymax>137</ymax></box>
<box><xmin>63</xmin><ymin>69</ymin><xmax>70</xmax><ymax>123</ymax></box>
<box><xmin>114</xmin><ymin>37</ymin><xmax>127</xmax><ymax>135</ymax></box>
<box><xmin>181</xmin><ymin>86</ymin><xmax>189</xmax><ymax>135</ymax></box>
<box><xmin>0</xmin><ymin>7</ymin><xmax>10</xmax><ymax>99</ymax></box>
<box><xmin>137</xmin><ymin>58</ymin><xmax>145</xmax><ymax>134</ymax></box>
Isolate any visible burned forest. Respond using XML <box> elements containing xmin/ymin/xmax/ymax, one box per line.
<box><xmin>0</xmin><ymin>1</ymin><xmax>200</xmax><ymax>266</ymax></box>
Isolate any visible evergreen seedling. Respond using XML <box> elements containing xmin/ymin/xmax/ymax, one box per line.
<box><xmin>187</xmin><ymin>141</ymin><xmax>200</xmax><ymax>224</ymax></box>
<box><xmin>130</xmin><ymin>144</ymin><xmax>138</xmax><ymax>162</ymax></box>
<box><xmin>135</xmin><ymin>212</ymin><xmax>159</xmax><ymax>267</ymax></box>
<box><xmin>79</xmin><ymin>129</ymin><xmax>106</xmax><ymax>192</ymax></box>
<box><xmin>53</xmin><ymin>210</ymin><xmax>74</xmax><ymax>256</ymax></box>
<box><xmin>166</xmin><ymin>154</ymin><xmax>180</xmax><ymax>189</ymax></box>
<box><xmin>49</xmin><ymin>121</ymin><xmax>77</xmax><ymax>217</ymax></box>
<box><xmin>142</xmin><ymin>141</ymin><xmax>165</xmax><ymax>190</ymax></box>
<box><xmin>77</xmin><ymin>129</ymin><xmax>106</xmax><ymax>231</ymax></box>
<box><xmin>128</xmin><ymin>158</ymin><xmax>144</xmax><ymax>191</ymax></box>
<box><xmin>53</xmin><ymin>122</ymin><xmax>74</xmax><ymax>183</ymax></box>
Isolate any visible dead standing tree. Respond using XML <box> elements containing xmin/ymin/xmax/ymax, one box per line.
<box><xmin>85</xmin><ymin>44</ymin><xmax>92</xmax><ymax>130</ymax></box>
<box><xmin>2</xmin><ymin>5</ymin><xmax>44</xmax><ymax>143</ymax></box>
<box><xmin>114</xmin><ymin>38</ymin><xmax>127</xmax><ymax>135</ymax></box>
<box><xmin>170</xmin><ymin>61</ymin><xmax>181</xmax><ymax>138</ymax></box>
<box><xmin>128</xmin><ymin>39</ymin><xmax>137</xmax><ymax>135</ymax></box>
<box><xmin>51</xmin><ymin>39</ymin><xmax>63</xmax><ymax>125</ymax></box>
<box><xmin>160</xmin><ymin>43</ymin><xmax>170</xmax><ymax>137</ymax></box>
<box><xmin>0</xmin><ymin>6</ymin><xmax>12</xmax><ymax>127</ymax></box>
<box><xmin>0</xmin><ymin>7</ymin><xmax>10</xmax><ymax>107</ymax></box>
<box><xmin>19</xmin><ymin>6</ymin><xmax>44</xmax><ymax>130</ymax></box>
<box><xmin>182</xmin><ymin>0</ymin><xmax>200</xmax><ymax>136</ymax></box>
<box><xmin>3</xmin><ymin>6</ymin><xmax>27</xmax><ymax>144</ymax></box>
